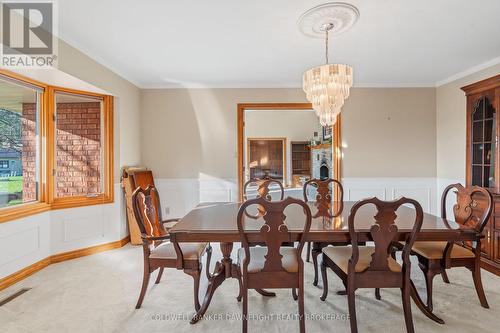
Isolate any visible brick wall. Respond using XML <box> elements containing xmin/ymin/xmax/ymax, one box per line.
<box><xmin>21</xmin><ymin>103</ymin><xmax>37</xmax><ymax>202</ymax></box>
<box><xmin>56</xmin><ymin>102</ymin><xmax>101</xmax><ymax>197</ymax></box>
<box><xmin>21</xmin><ymin>102</ymin><xmax>102</xmax><ymax>200</ymax></box>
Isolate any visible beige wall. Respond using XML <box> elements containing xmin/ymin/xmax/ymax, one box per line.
<box><xmin>342</xmin><ymin>88</ymin><xmax>436</xmax><ymax>177</ymax></box>
<box><xmin>140</xmin><ymin>89</ymin><xmax>306</xmax><ymax>179</ymax></box>
<box><xmin>245</xmin><ymin>109</ymin><xmax>319</xmax><ymax>139</ymax></box>
<box><xmin>140</xmin><ymin>87</ymin><xmax>437</xmax><ymax>179</ymax></box>
<box><xmin>58</xmin><ymin>41</ymin><xmax>142</xmax><ymax>182</ymax></box>
<box><xmin>436</xmin><ymin>63</ymin><xmax>500</xmax><ymax>180</ymax></box>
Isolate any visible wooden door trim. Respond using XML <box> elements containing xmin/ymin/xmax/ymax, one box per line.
<box><xmin>237</xmin><ymin>103</ymin><xmax>341</xmax><ymax>200</ymax></box>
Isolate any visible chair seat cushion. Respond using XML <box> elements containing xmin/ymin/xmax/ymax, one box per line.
<box><xmin>409</xmin><ymin>241</ymin><xmax>475</xmax><ymax>259</ymax></box>
<box><xmin>322</xmin><ymin>246</ymin><xmax>401</xmax><ymax>273</ymax></box>
<box><xmin>150</xmin><ymin>242</ymin><xmax>207</xmax><ymax>261</ymax></box>
<box><xmin>237</xmin><ymin>247</ymin><xmax>299</xmax><ymax>273</ymax></box>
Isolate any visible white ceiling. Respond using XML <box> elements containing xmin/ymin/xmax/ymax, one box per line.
<box><xmin>58</xmin><ymin>0</ymin><xmax>500</xmax><ymax>88</ymax></box>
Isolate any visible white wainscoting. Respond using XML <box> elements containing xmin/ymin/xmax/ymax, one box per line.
<box><xmin>155</xmin><ymin>177</ymin><xmax>438</xmax><ymax>219</ymax></box>
<box><xmin>0</xmin><ymin>212</ymin><xmax>51</xmax><ymax>280</ymax></box>
<box><xmin>0</xmin><ymin>183</ymin><xmax>127</xmax><ymax>280</ymax></box>
<box><xmin>342</xmin><ymin>178</ymin><xmax>437</xmax><ymax>214</ymax></box>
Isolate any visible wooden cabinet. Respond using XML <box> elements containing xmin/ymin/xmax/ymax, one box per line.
<box><xmin>291</xmin><ymin>141</ymin><xmax>311</xmax><ymax>187</ymax></box>
<box><xmin>493</xmin><ymin>231</ymin><xmax>500</xmax><ymax>265</ymax></box>
<box><xmin>463</xmin><ymin>74</ymin><xmax>500</xmax><ymax>275</ymax></box>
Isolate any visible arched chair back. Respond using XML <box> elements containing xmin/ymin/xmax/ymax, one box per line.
<box><xmin>132</xmin><ymin>186</ymin><xmax>166</xmax><ymax>239</ymax></box>
<box><xmin>441</xmin><ymin>183</ymin><xmax>493</xmax><ymax>233</ymax></box>
<box><xmin>131</xmin><ymin>185</ymin><xmax>210</xmax><ymax>311</ymax></box>
<box><xmin>243</xmin><ymin>178</ymin><xmax>285</xmax><ymax>201</ymax></box>
<box><xmin>237</xmin><ymin>197</ymin><xmax>312</xmax><ymax>274</ymax></box>
<box><xmin>243</xmin><ymin>178</ymin><xmax>285</xmax><ymax>219</ymax></box>
<box><xmin>348</xmin><ymin>197</ymin><xmax>423</xmax><ymax>278</ymax></box>
<box><xmin>303</xmin><ymin>178</ymin><xmax>343</xmax><ymax>218</ymax></box>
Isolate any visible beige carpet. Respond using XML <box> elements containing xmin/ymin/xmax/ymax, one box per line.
<box><xmin>0</xmin><ymin>244</ymin><xmax>498</xmax><ymax>333</ymax></box>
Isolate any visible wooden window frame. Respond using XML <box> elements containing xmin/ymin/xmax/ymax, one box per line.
<box><xmin>49</xmin><ymin>87</ymin><xmax>114</xmax><ymax>209</ymax></box>
<box><xmin>237</xmin><ymin>103</ymin><xmax>341</xmax><ymax>201</ymax></box>
<box><xmin>0</xmin><ymin>69</ymin><xmax>114</xmax><ymax>223</ymax></box>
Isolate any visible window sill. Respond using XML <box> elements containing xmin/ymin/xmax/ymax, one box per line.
<box><xmin>50</xmin><ymin>194</ymin><xmax>114</xmax><ymax>210</ymax></box>
<box><xmin>0</xmin><ymin>194</ymin><xmax>114</xmax><ymax>223</ymax></box>
<box><xmin>0</xmin><ymin>202</ymin><xmax>51</xmax><ymax>223</ymax></box>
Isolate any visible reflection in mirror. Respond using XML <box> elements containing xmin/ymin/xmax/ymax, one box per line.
<box><xmin>243</xmin><ymin>108</ymin><xmax>336</xmax><ymax>199</ymax></box>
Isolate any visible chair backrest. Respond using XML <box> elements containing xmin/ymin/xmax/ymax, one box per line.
<box><xmin>348</xmin><ymin>197</ymin><xmax>423</xmax><ymax>274</ymax></box>
<box><xmin>243</xmin><ymin>178</ymin><xmax>285</xmax><ymax>201</ymax></box>
<box><xmin>303</xmin><ymin>178</ymin><xmax>343</xmax><ymax>218</ymax></box>
<box><xmin>237</xmin><ymin>197</ymin><xmax>312</xmax><ymax>273</ymax></box>
<box><xmin>441</xmin><ymin>183</ymin><xmax>493</xmax><ymax>233</ymax></box>
<box><xmin>131</xmin><ymin>186</ymin><xmax>165</xmax><ymax>237</ymax></box>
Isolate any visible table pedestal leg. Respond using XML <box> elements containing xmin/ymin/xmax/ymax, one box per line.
<box><xmin>190</xmin><ymin>242</ymin><xmax>242</xmax><ymax>324</ymax></box>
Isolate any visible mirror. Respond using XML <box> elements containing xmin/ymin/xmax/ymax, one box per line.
<box><xmin>237</xmin><ymin>104</ymin><xmax>341</xmax><ymax>200</ymax></box>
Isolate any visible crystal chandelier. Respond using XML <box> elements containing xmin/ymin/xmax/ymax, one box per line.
<box><xmin>303</xmin><ymin>23</ymin><xmax>353</xmax><ymax>126</ymax></box>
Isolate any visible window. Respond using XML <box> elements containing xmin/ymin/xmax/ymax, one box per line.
<box><xmin>0</xmin><ymin>69</ymin><xmax>114</xmax><ymax>222</ymax></box>
<box><xmin>0</xmin><ymin>76</ymin><xmax>41</xmax><ymax>209</ymax></box>
<box><xmin>54</xmin><ymin>92</ymin><xmax>104</xmax><ymax>198</ymax></box>
<box><xmin>50</xmin><ymin>89</ymin><xmax>113</xmax><ymax>208</ymax></box>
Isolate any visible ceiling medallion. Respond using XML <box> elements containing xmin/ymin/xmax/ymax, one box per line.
<box><xmin>297</xmin><ymin>2</ymin><xmax>360</xmax><ymax>38</ymax></box>
<box><xmin>299</xmin><ymin>2</ymin><xmax>359</xmax><ymax>126</ymax></box>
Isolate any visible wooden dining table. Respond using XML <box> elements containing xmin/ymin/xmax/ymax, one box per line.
<box><xmin>169</xmin><ymin>201</ymin><xmax>479</xmax><ymax>325</ymax></box>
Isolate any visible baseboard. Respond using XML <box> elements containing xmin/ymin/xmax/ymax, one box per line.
<box><xmin>0</xmin><ymin>258</ymin><xmax>52</xmax><ymax>291</ymax></box>
<box><xmin>50</xmin><ymin>236</ymin><xmax>131</xmax><ymax>263</ymax></box>
<box><xmin>0</xmin><ymin>235</ymin><xmax>130</xmax><ymax>291</ymax></box>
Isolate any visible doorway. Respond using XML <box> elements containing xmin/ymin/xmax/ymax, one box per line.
<box><xmin>237</xmin><ymin>103</ymin><xmax>341</xmax><ymax>200</ymax></box>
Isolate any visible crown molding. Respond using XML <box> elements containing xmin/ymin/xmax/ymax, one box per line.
<box><xmin>58</xmin><ymin>37</ymin><xmax>143</xmax><ymax>89</ymax></box>
<box><xmin>139</xmin><ymin>82</ymin><xmax>436</xmax><ymax>90</ymax></box>
<box><xmin>435</xmin><ymin>56</ymin><xmax>500</xmax><ymax>87</ymax></box>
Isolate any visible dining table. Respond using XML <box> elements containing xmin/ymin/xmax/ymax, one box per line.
<box><xmin>169</xmin><ymin>200</ymin><xmax>479</xmax><ymax>325</ymax></box>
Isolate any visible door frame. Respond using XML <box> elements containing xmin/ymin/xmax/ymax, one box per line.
<box><xmin>237</xmin><ymin>103</ymin><xmax>341</xmax><ymax>201</ymax></box>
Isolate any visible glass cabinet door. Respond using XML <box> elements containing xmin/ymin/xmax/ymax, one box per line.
<box><xmin>471</xmin><ymin>96</ymin><xmax>496</xmax><ymax>188</ymax></box>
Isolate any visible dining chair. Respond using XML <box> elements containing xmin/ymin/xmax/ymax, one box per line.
<box><xmin>320</xmin><ymin>197</ymin><xmax>424</xmax><ymax>333</ymax></box>
<box><xmin>242</xmin><ymin>178</ymin><xmax>298</xmax><ymax>299</ymax></box>
<box><xmin>237</xmin><ymin>196</ymin><xmax>312</xmax><ymax>333</ymax></box>
<box><xmin>132</xmin><ymin>186</ymin><xmax>212</xmax><ymax>310</ymax></box>
<box><xmin>303</xmin><ymin>178</ymin><xmax>344</xmax><ymax>286</ymax></box>
<box><xmin>243</xmin><ymin>178</ymin><xmax>285</xmax><ymax>201</ymax></box>
<box><xmin>407</xmin><ymin>183</ymin><xmax>493</xmax><ymax>310</ymax></box>
<box><xmin>243</xmin><ymin>178</ymin><xmax>285</xmax><ymax>222</ymax></box>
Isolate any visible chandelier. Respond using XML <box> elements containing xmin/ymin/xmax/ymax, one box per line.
<box><xmin>299</xmin><ymin>2</ymin><xmax>358</xmax><ymax>127</ymax></box>
<box><xmin>303</xmin><ymin>23</ymin><xmax>353</xmax><ymax>126</ymax></box>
